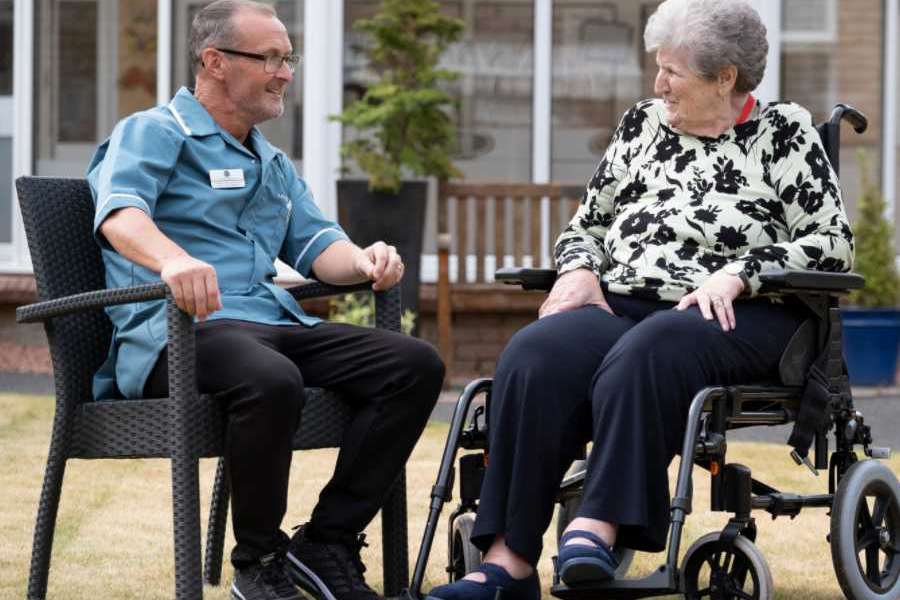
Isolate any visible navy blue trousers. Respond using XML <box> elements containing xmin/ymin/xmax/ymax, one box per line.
<box><xmin>469</xmin><ymin>292</ymin><xmax>807</xmax><ymax>565</ymax></box>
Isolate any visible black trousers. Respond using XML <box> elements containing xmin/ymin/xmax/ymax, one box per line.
<box><xmin>469</xmin><ymin>292</ymin><xmax>807</xmax><ymax>565</ymax></box>
<box><xmin>145</xmin><ymin>319</ymin><xmax>445</xmax><ymax>567</ymax></box>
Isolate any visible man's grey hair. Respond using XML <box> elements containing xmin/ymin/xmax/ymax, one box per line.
<box><xmin>190</xmin><ymin>0</ymin><xmax>276</xmax><ymax>75</ymax></box>
<box><xmin>644</xmin><ymin>0</ymin><xmax>768</xmax><ymax>93</ymax></box>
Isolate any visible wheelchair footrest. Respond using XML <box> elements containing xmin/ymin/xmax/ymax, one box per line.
<box><xmin>866</xmin><ymin>447</ymin><xmax>891</xmax><ymax>459</ymax></box>
<box><xmin>550</xmin><ymin>566</ymin><xmax>677</xmax><ymax>600</ymax></box>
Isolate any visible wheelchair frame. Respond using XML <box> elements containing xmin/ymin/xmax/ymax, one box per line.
<box><xmin>406</xmin><ymin>105</ymin><xmax>900</xmax><ymax>600</ymax></box>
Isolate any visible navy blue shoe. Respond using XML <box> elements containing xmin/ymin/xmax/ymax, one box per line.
<box><xmin>557</xmin><ymin>530</ymin><xmax>618</xmax><ymax>585</ymax></box>
<box><xmin>426</xmin><ymin>563</ymin><xmax>540</xmax><ymax>600</ymax></box>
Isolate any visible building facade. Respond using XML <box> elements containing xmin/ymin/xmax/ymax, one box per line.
<box><xmin>0</xmin><ymin>0</ymin><xmax>898</xmax><ymax>278</ymax></box>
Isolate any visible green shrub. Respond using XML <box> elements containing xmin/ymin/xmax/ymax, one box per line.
<box><xmin>329</xmin><ymin>292</ymin><xmax>416</xmax><ymax>336</ymax></box>
<box><xmin>848</xmin><ymin>150</ymin><xmax>900</xmax><ymax>307</ymax></box>
<box><xmin>334</xmin><ymin>0</ymin><xmax>464</xmax><ymax>193</ymax></box>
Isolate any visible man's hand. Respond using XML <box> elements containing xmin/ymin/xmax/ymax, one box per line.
<box><xmin>675</xmin><ymin>269</ymin><xmax>746</xmax><ymax>331</ymax></box>
<box><xmin>160</xmin><ymin>255</ymin><xmax>222</xmax><ymax>321</ymax></box>
<box><xmin>355</xmin><ymin>241</ymin><xmax>404</xmax><ymax>291</ymax></box>
<box><xmin>539</xmin><ymin>268</ymin><xmax>611</xmax><ymax>318</ymax></box>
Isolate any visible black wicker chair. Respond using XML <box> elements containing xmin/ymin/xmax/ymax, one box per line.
<box><xmin>15</xmin><ymin>176</ymin><xmax>410</xmax><ymax>600</ymax></box>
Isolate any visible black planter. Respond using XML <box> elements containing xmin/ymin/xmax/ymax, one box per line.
<box><xmin>337</xmin><ymin>179</ymin><xmax>428</xmax><ymax>333</ymax></box>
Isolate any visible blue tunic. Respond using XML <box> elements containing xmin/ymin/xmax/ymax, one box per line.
<box><xmin>87</xmin><ymin>87</ymin><xmax>348</xmax><ymax>400</ymax></box>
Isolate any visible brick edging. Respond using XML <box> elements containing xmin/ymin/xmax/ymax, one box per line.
<box><xmin>0</xmin><ymin>275</ymin><xmax>37</xmax><ymax>305</ymax></box>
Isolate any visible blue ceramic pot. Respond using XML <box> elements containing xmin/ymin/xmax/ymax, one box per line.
<box><xmin>841</xmin><ymin>308</ymin><xmax>900</xmax><ymax>386</ymax></box>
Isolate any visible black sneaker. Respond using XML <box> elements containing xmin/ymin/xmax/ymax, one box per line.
<box><xmin>232</xmin><ymin>552</ymin><xmax>308</xmax><ymax>600</ymax></box>
<box><xmin>286</xmin><ymin>524</ymin><xmax>382</xmax><ymax>600</ymax></box>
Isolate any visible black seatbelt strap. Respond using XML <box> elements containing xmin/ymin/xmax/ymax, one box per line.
<box><xmin>787</xmin><ymin>303</ymin><xmax>843</xmax><ymax>464</ymax></box>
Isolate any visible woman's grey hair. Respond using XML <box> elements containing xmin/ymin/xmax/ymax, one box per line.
<box><xmin>189</xmin><ymin>0</ymin><xmax>276</xmax><ymax>75</ymax></box>
<box><xmin>644</xmin><ymin>0</ymin><xmax>768</xmax><ymax>93</ymax></box>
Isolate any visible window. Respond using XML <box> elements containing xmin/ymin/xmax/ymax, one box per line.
<box><xmin>343</xmin><ymin>0</ymin><xmax>534</xmax><ymax>182</ymax></box>
<box><xmin>0</xmin><ymin>1</ymin><xmax>11</xmax><ymax>95</ymax></box>
<box><xmin>780</xmin><ymin>0</ymin><xmax>883</xmax><ymax>224</ymax></box>
<box><xmin>551</xmin><ymin>1</ymin><xmax>659</xmax><ymax>182</ymax></box>
<box><xmin>782</xmin><ymin>0</ymin><xmax>837</xmax><ymax>43</ymax></box>
<box><xmin>33</xmin><ymin>0</ymin><xmax>158</xmax><ymax>177</ymax></box>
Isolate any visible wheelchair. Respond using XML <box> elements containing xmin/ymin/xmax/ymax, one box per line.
<box><xmin>407</xmin><ymin>104</ymin><xmax>900</xmax><ymax>600</ymax></box>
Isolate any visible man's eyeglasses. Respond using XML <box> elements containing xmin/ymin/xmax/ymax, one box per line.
<box><xmin>216</xmin><ymin>48</ymin><xmax>301</xmax><ymax>73</ymax></box>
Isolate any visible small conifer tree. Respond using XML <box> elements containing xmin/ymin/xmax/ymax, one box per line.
<box><xmin>335</xmin><ymin>0</ymin><xmax>464</xmax><ymax>193</ymax></box>
<box><xmin>848</xmin><ymin>150</ymin><xmax>900</xmax><ymax>307</ymax></box>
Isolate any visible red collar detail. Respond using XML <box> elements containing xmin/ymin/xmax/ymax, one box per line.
<box><xmin>736</xmin><ymin>94</ymin><xmax>756</xmax><ymax>125</ymax></box>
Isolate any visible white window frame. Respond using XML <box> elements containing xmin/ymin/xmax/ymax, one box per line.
<box><xmin>158</xmin><ymin>0</ymin><xmax>172</xmax><ymax>105</ymax></box>
<box><xmin>885</xmin><ymin>0</ymin><xmax>898</xmax><ymax>223</ymax></box>
<box><xmin>303</xmin><ymin>1</ymin><xmax>343</xmax><ymax>222</ymax></box>
<box><xmin>6</xmin><ymin>0</ymin><xmax>33</xmax><ymax>272</ymax></box>
<box><xmin>781</xmin><ymin>0</ymin><xmax>838</xmax><ymax>44</ymax></box>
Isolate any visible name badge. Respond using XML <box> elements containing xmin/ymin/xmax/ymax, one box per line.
<box><xmin>209</xmin><ymin>169</ymin><xmax>245</xmax><ymax>189</ymax></box>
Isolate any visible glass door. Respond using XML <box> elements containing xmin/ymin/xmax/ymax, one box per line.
<box><xmin>33</xmin><ymin>0</ymin><xmax>157</xmax><ymax>177</ymax></box>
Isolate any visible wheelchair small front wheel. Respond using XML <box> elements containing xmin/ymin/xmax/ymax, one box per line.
<box><xmin>448</xmin><ymin>512</ymin><xmax>481</xmax><ymax>582</ymax></box>
<box><xmin>682</xmin><ymin>532</ymin><xmax>773</xmax><ymax>600</ymax></box>
<box><xmin>831</xmin><ymin>459</ymin><xmax>900</xmax><ymax>599</ymax></box>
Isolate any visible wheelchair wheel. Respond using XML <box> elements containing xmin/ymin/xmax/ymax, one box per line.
<box><xmin>830</xmin><ymin>459</ymin><xmax>900</xmax><ymax>600</ymax></box>
<box><xmin>682</xmin><ymin>532</ymin><xmax>773</xmax><ymax>600</ymax></box>
<box><xmin>555</xmin><ymin>487</ymin><xmax>635</xmax><ymax>577</ymax></box>
<box><xmin>448</xmin><ymin>512</ymin><xmax>481</xmax><ymax>582</ymax></box>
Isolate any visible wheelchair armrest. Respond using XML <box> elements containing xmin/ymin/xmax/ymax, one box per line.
<box><xmin>493</xmin><ymin>267</ymin><xmax>864</xmax><ymax>296</ymax></box>
<box><xmin>494</xmin><ymin>267</ymin><xmax>558</xmax><ymax>291</ymax></box>
<box><xmin>284</xmin><ymin>281</ymin><xmax>402</xmax><ymax>333</ymax></box>
<box><xmin>15</xmin><ymin>282</ymin><xmax>169</xmax><ymax>323</ymax></box>
<box><xmin>758</xmin><ymin>269</ymin><xmax>864</xmax><ymax>294</ymax></box>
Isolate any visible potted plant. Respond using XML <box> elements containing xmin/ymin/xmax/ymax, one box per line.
<box><xmin>842</xmin><ymin>150</ymin><xmax>900</xmax><ymax>385</ymax></box>
<box><xmin>335</xmin><ymin>0</ymin><xmax>463</xmax><ymax>331</ymax></box>
<box><xmin>329</xmin><ymin>292</ymin><xmax>417</xmax><ymax>336</ymax></box>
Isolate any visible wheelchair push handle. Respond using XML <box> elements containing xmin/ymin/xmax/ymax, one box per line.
<box><xmin>829</xmin><ymin>104</ymin><xmax>867</xmax><ymax>134</ymax></box>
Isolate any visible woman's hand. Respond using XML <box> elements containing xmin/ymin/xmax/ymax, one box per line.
<box><xmin>675</xmin><ymin>270</ymin><xmax>746</xmax><ymax>331</ymax></box>
<box><xmin>539</xmin><ymin>268</ymin><xmax>612</xmax><ymax>318</ymax></box>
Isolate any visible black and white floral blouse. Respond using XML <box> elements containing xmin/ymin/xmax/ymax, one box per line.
<box><xmin>555</xmin><ymin>98</ymin><xmax>854</xmax><ymax>301</ymax></box>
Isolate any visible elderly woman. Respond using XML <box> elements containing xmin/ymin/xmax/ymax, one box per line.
<box><xmin>427</xmin><ymin>1</ymin><xmax>853</xmax><ymax>599</ymax></box>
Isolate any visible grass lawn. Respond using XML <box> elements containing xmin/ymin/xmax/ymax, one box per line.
<box><xmin>1</xmin><ymin>392</ymin><xmax>898</xmax><ymax>599</ymax></box>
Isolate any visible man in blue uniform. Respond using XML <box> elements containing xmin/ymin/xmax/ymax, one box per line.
<box><xmin>86</xmin><ymin>2</ymin><xmax>445</xmax><ymax>599</ymax></box>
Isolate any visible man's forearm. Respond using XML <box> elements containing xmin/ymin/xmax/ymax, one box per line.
<box><xmin>310</xmin><ymin>240</ymin><xmax>368</xmax><ymax>284</ymax></box>
<box><xmin>99</xmin><ymin>207</ymin><xmax>188</xmax><ymax>273</ymax></box>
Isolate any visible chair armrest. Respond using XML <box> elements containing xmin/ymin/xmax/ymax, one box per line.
<box><xmin>285</xmin><ymin>280</ymin><xmax>375</xmax><ymax>301</ymax></box>
<box><xmin>285</xmin><ymin>281</ymin><xmax>402</xmax><ymax>333</ymax></box>
<box><xmin>759</xmin><ymin>269</ymin><xmax>864</xmax><ymax>294</ymax></box>
<box><xmin>495</xmin><ymin>267</ymin><xmax>558</xmax><ymax>291</ymax></box>
<box><xmin>16</xmin><ymin>282</ymin><xmax>198</xmax><ymax>415</ymax></box>
<box><xmin>16</xmin><ymin>282</ymin><xmax>168</xmax><ymax>323</ymax></box>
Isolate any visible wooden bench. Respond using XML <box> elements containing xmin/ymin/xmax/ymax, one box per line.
<box><xmin>434</xmin><ymin>181</ymin><xmax>584</xmax><ymax>369</ymax></box>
